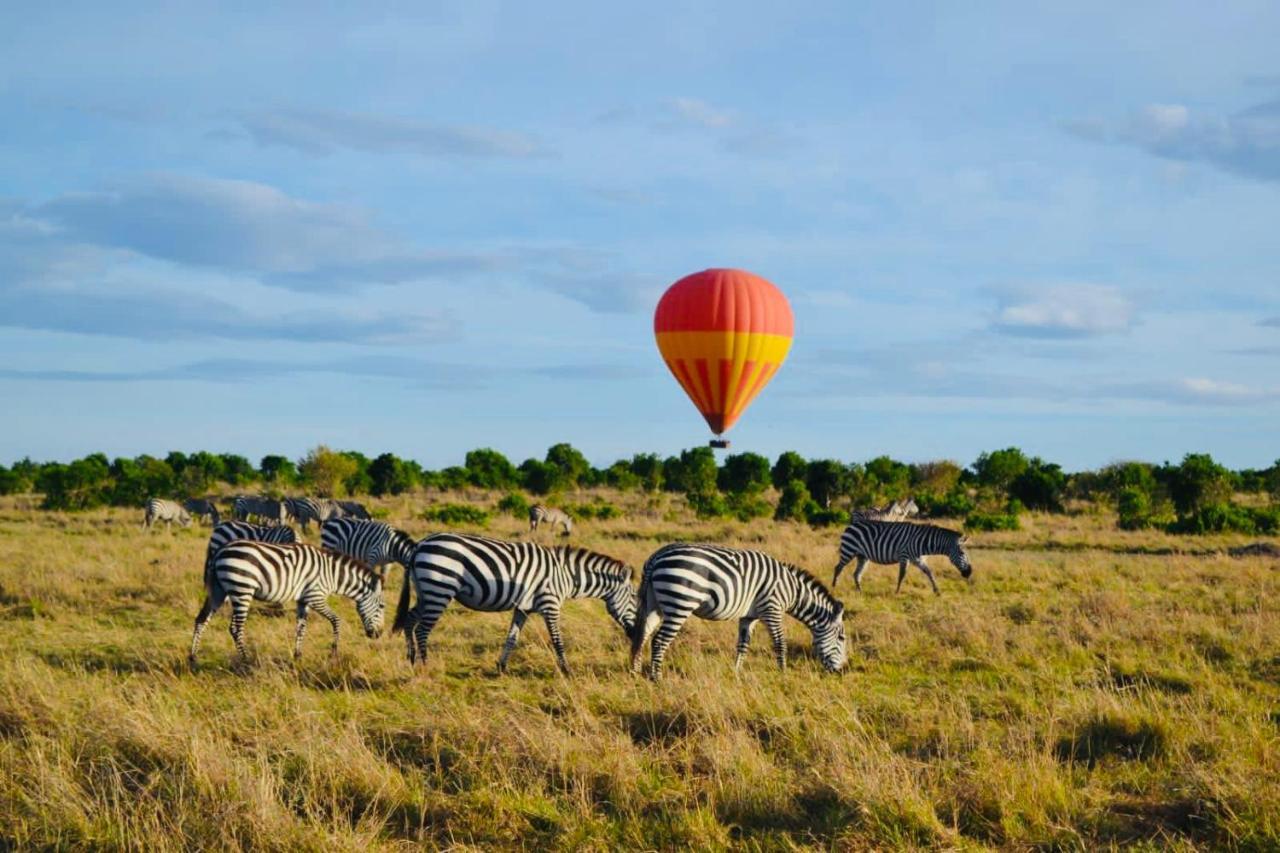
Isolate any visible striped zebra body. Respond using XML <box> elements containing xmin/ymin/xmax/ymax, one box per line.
<box><xmin>203</xmin><ymin>521</ymin><xmax>298</xmax><ymax>586</ymax></box>
<box><xmin>833</xmin><ymin>520</ymin><xmax>971</xmax><ymax>595</ymax></box>
<box><xmin>189</xmin><ymin>541</ymin><xmax>385</xmax><ymax>665</ymax></box>
<box><xmin>321</xmin><ymin>518</ymin><xmax>416</xmax><ymax>572</ymax></box>
<box><xmin>286</xmin><ymin>497</ymin><xmax>342</xmax><ymax>532</ymax></box>
<box><xmin>630</xmin><ymin>543</ymin><xmax>847</xmax><ymax>681</ymax></box>
<box><xmin>143</xmin><ymin>498</ymin><xmax>191</xmax><ymax>530</ymax></box>
<box><xmin>393</xmin><ymin>533</ymin><xmax>634</xmax><ymax>674</ymax></box>
<box><xmin>850</xmin><ymin>498</ymin><xmax>919</xmax><ymax>523</ymax></box>
<box><xmin>183</xmin><ymin>498</ymin><xmax>221</xmax><ymax>526</ymax></box>
<box><xmin>528</xmin><ymin>504</ymin><xmax>573</xmax><ymax>535</ymax></box>
<box><xmin>338</xmin><ymin>500</ymin><xmax>370</xmax><ymax>520</ymax></box>
<box><xmin>233</xmin><ymin>495</ymin><xmax>286</xmax><ymax>526</ymax></box>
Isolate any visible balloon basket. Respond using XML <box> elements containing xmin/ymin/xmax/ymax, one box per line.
<box><xmin>709</xmin><ymin>439</ymin><xmax>731</xmax><ymax>449</ymax></box>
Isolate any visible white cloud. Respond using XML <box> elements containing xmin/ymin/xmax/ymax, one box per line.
<box><xmin>992</xmin><ymin>283</ymin><xmax>1135</xmax><ymax>338</ymax></box>
<box><xmin>666</xmin><ymin>97</ymin><xmax>735</xmax><ymax>129</ymax></box>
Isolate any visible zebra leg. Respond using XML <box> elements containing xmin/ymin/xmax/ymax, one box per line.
<box><xmin>305</xmin><ymin>594</ymin><xmax>341</xmax><ymax>659</ymax></box>
<box><xmin>189</xmin><ymin>586</ymin><xmax>226</xmax><ymax>665</ymax></box>
<box><xmin>832</xmin><ymin>556</ymin><xmax>849</xmax><ymax>587</ymax></box>
<box><xmin>734</xmin><ymin>618</ymin><xmax>758</xmax><ymax>672</ymax></box>
<box><xmin>648</xmin><ymin>610</ymin><xmax>693</xmax><ymax>682</ymax></box>
<box><xmin>630</xmin><ymin>609</ymin><xmax>662</xmax><ymax>676</ymax></box>
<box><xmin>852</xmin><ymin>557</ymin><xmax>870</xmax><ymax>592</ymax></box>
<box><xmin>498</xmin><ymin>609</ymin><xmax>529</xmax><ymax>673</ymax></box>
<box><xmin>762</xmin><ymin>607</ymin><xmax>787</xmax><ymax>671</ymax></box>
<box><xmin>896</xmin><ymin>560</ymin><xmax>908</xmax><ymax>593</ymax></box>
<box><xmin>293</xmin><ymin>600</ymin><xmax>309</xmax><ymax>660</ymax></box>
<box><xmin>409</xmin><ymin>597</ymin><xmax>452</xmax><ymax>668</ymax></box>
<box><xmin>912</xmin><ymin>558</ymin><xmax>940</xmax><ymax>595</ymax></box>
<box><xmin>539</xmin><ymin>604</ymin><xmax>571</xmax><ymax>676</ymax></box>
<box><xmin>228</xmin><ymin>597</ymin><xmax>252</xmax><ymax>666</ymax></box>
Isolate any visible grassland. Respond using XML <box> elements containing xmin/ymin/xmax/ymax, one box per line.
<box><xmin>0</xmin><ymin>492</ymin><xmax>1277</xmax><ymax>850</ymax></box>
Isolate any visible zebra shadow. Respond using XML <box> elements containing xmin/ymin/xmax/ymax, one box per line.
<box><xmin>37</xmin><ymin>648</ymin><xmax>188</xmax><ymax>677</ymax></box>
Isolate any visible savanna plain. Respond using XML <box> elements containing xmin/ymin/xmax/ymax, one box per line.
<box><xmin>0</xmin><ymin>492</ymin><xmax>1277</xmax><ymax>851</ymax></box>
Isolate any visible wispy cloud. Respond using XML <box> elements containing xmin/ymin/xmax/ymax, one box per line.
<box><xmin>1260</xmin><ymin>316</ymin><xmax>1280</xmax><ymax>328</ymax></box>
<box><xmin>1109</xmin><ymin>377</ymin><xmax>1280</xmax><ymax>405</ymax></box>
<box><xmin>991</xmin><ymin>283</ymin><xmax>1135</xmax><ymax>338</ymax></box>
<box><xmin>1064</xmin><ymin>96</ymin><xmax>1280</xmax><ymax>182</ymax></box>
<box><xmin>236</xmin><ymin>108</ymin><xmax>548</xmax><ymax>159</ymax></box>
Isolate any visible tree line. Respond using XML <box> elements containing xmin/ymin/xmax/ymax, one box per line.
<box><xmin>1</xmin><ymin>444</ymin><xmax>1277</xmax><ymax>535</ymax></box>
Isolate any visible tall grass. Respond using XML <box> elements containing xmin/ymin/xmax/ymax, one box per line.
<box><xmin>0</xmin><ymin>495</ymin><xmax>1277</xmax><ymax>849</ymax></box>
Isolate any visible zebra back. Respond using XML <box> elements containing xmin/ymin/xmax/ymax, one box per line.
<box><xmin>204</xmin><ymin>520</ymin><xmax>298</xmax><ymax>589</ymax></box>
<box><xmin>321</xmin><ymin>517</ymin><xmax>417</xmax><ymax>569</ymax></box>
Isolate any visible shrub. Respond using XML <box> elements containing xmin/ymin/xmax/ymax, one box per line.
<box><xmin>965</xmin><ymin>510</ymin><xmax>1020</xmax><ymax>532</ymax></box>
<box><xmin>686</xmin><ymin>490</ymin><xmax>730</xmax><ymax>519</ymax></box>
<box><xmin>718</xmin><ymin>452</ymin><xmax>771</xmax><ymax>495</ymax></box>
<box><xmin>1116</xmin><ymin>486</ymin><xmax>1152</xmax><ymax>530</ymax></box>
<box><xmin>726</xmin><ymin>492</ymin><xmax>772</xmax><ymax>522</ymax></box>
<box><xmin>1168</xmin><ymin>503</ymin><xmax>1280</xmax><ymax>535</ymax></box>
<box><xmin>496</xmin><ymin>492</ymin><xmax>530</xmax><ymax>517</ymax></box>
<box><xmin>804</xmin><ymin>507</ymin><xmax>847</xmax><ymax>527</ymax></box>
<box><xmin>568</xmin><ymin>501</ymin><xmax>622</xmax><ymax>521</ymax></box>
<box><xmin>421</xmin><ymin>503</ymin><xmax>490</xmax><ymax>527</ymax></box>
<box><xmin>916</xmin><ymin>489</ymin><xmax>974</xmax><ymax>518</ymax></box>
<box><xmin>464</xmin><ymin>448</ymin><xmax>519</xmax><ymax>490</ymax></box>
<box><xmin>775</xmin><ymin>480</ymin><xmax>819</xmax><ymax>522</ymax></box>
<box><xmin>298</xmin><ymin>445</ymin><xmax>358</xmax><ymax>497</ymax></box>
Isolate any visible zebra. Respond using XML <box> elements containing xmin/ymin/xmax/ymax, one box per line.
<box><xmin>528</xmin><ymin>504</ymin><xmax>573</xmax><ymax>536</ymax></box>
<box><xmin>201</xmin><ymin>520</ymin><xmax>298</xmax><ymax>588</ymax></box>
<box><xmin>285</xmin><ymin>497</ymin><xmax>342</xmax><ymax>532</ymax></box>
<box><xmin>832</xmin><ymin>519</ymin><xmax>972</xmax><ymax>595</ymax></box>
<box><xmin>850</xmin><ymin>498</ymin><xmax>919</xmax><ymax>523</ymax></box>
<box><xmin>233</xmin><ymin>496</ymin><xmax>286</xmax><ymax>526</ymax></box>
<box><xmin>143</xmin><ymin>498</ymin><xmax>191</xmax><ymax>530</ymax></box>
<box><xmin>189</xmin><ymin>541</ymin><xmax>385</xmax><ymax>666</ymax></box>
<box><xmin>320</xmin><ymin>518</ymin><xmax>416</xmax><ymax>575</ymax></box>
<box><xmin>392</xmin><ymin>533</ymin><xmax>634</xmax><ymax>675</ymax></box>
<box><xmin>337</xmin><ymin>500</ymin><xmax>370</xmax><ymax>520</ymax></box>
<box><xmin>629</xmin><ymin>543</ymin><xmax>847</xmax><ymax>682</ymax></box>
<box><xmin>183</xmin><ymin>497</ymin><xmax>221</xmax><ymax>525</ymax></box>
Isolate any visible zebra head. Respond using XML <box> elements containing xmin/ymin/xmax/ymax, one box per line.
<box><xmin>948</xmin><ymin>535</ymin><xmax>973</xmax><ymax>581</ymax></box>
<box><xmin>353</xmin><ymin>566</ymin><xmax>387</xmax><ymax>639</ymax></box>
<box><xmin>811</xmin><ymin>600</ymin><xmax>848</xmax><ymax>673</ymax></box>
<box><xmin>179</xmin><ymin>509</ymin><xmax>193</xmax><ymax>527</ymax></box>
<box><xmin>575</xmin><ymin>553</ymin><xmax>635</xmax><ymax>634</ymax></box>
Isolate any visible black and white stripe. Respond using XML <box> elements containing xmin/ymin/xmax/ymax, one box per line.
<box><xmin>143</xmin><ymin>498</ymin><xmax>191</xmax><ymax>530</ymax></box>
<box><xmin>233</xmin><ymin>495</ymin><xmax>287</xmax><ymax>526</ymax></box>
<box><xmin>630</xmin><ymin>543</ymin><xmax>847</xmax><ymax>681</ymax></box>
<box><xmin>528</xmin><ymin>504</ymin><xmax>573</xmax><ymax>535</ymax></box>
<box><xmin>392</xmin><ymin>533</ymin><xmax>634</xmax><ymax>674</ymax></box>
<box><xmin>833</xmin><ymin>519</ymin><xmax>972</xmax><ymax>594</ymax></box>
<box><xmin>285</xmin><ymin>497</ymin><xmax>342</xmax><ymax>532</ymax></box>
<box><xmin>321</xmin><ymin>518</ymin><xmax>415</xmax><ymax>573</ymax></box>
<box><xmin>189</xmin><ymin>541</ymin><xmax>385</xmax><ymax>665</ymax></box>
<box><xmin>203</xmin><ymin>520</ymin><xmax>298</xmax><ymax>585</ymax></box>
<box><xmin>183</xmin><ymin>498</ymin><xmax>221</xmax><ymax>525</ymax></box>
<box><xmin>337</xmin><ymin>500</ymin><xmax>370</xmax><ymax>520</ymax></box>
<box><xmin>850</xmin><ymin>498</ymin><xmax>919</xmax><ymax>523</ymax></box>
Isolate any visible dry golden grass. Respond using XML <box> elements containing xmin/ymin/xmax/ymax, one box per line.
<box><xmin>0</xmin><ymin>492</ymin><xmax>1277</xmax><ymax>850</ymax></box>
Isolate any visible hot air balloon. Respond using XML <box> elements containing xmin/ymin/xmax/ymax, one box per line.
<box><xmin>653</xmin><ymin>268</ymin><xmax>794</xmax><ymax>448</ymax></box>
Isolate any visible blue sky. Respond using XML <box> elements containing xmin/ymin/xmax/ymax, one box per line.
<box><xmin>2</xmin><ymin>1</ymin><xmax>1278</xmax><ymax>470</ymax></box>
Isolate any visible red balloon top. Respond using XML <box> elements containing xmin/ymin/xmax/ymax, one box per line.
<box><xmin>653</xmin><ymin>268</ymin><xmax>794</xmax><ymax>336</ymax></box>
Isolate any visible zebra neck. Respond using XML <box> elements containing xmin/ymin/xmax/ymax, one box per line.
<box><xmin>786</xmin><ymin>581</ymin><xmax>834</xmax><ymax>630</ymax></box>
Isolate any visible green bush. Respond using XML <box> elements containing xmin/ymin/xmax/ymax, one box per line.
<box><xmin>965</xmin><ymin>510</ymin><xmax>1020</xmax><ymax>532</ymax></box>
<box><xmin>726</xmin><ymin>492</ymin><xmax>773</xmax><ymax>522</ymax></box>
<box><xmin>916</xmin><ymin>489</ymin><xmax>974</xmax><ymax>518</ymax></box>
<box><xmin>421</xmin><ymin>503</ymin><xmax>490</xmax><ymax>527</ymax></box>
<box><xmin>496</xmin><ymin>492</ymin><xmax>531</xmax><ymax>517</ymax></box>
<box><xmin>775</xmin><ymin>480</ymin><xmax>819</xmax><ymax>523</ymax></box>
<box><xmin>804</xmin><ymin>507</ymin><xmax>847</xmax><ymax>527</ymax></box>
<box><xmin>1168</xmin><ymin>503</ymin><xmax>1280</xmax><ymax>535</ymax></box>
<box><xmin>568</xmin><ymin>501</ymin><xmax>622</xmax><ymax>521</ymax></box>
<box><xmin>685</xmin><ymin>490</ymin><xmax>730</xmax><ymax>519</ymax></box>
<box><xmin>1116</xmin><ymin>486</ymin><xmax>1152</xmax><ymax>530</ymax></box>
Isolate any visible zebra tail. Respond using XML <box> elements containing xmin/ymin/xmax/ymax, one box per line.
<box><xmin>391</xmin><ymin>560</ymin><xmax>414</xmax><ymax>634</ymax></box>
<box><xmin>628</xmin><ymin>569</ymin><xmax>653</xmax><ymax>651</ymax></box>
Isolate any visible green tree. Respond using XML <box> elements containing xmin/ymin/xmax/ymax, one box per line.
<box><xmin>369</xmin><ymin>453</ymin><xmax>415</xmax><ymax>496</ymax></box>
<box><xmin>805</xmin><ymin>459</ymin><xmax>849</xmax><ymax>508</ymax></box>
<box><xmin>110</xmin><ymin>455</ymin><xmax>176</xmax><ymax>506</ymax></box>
<box><xmin>1116</xmin><ymin>486</ymin><xmax>1152</xmax><ymax>530</ymax></box>
<box><xmin>518</xmin><ymin>459</ymin><xmax>561</xmax><ymax>495</ymax></box>
<box><xmin>341</xmin><ymin>451</ymin><xmax>374</xmax><ymax>495</ymax></box>
<box><xmin>181</xmin><ymin>451</ymin><xmax>226</xmax><ymax>494</ymax></box>
<box><xmin>465</xmin><ymin>448</ymin><xmax>519</xmax><ymax>490</ymax></box>
<box><xmin>219</xmin><ymin>454</ymin><xmax>257</xmax><ymax>486</ymax></box>
<box><xmin>910</xmin><ymin>460</ymin><xmax>963</xmax><ymax>498</ymax></box>
<box><xmin>664</xmin><ymin>447</ymin><xmax>718</xmax><ymax>495</ymax></box>
<box><xmin>972</xmin><ymin>448</ymin><xmax>1029</xmax><ymax>493</ymax></box>
<box><xmin>774</xmin><ymin>479</ymin><xmax>818</xmax><ymax>522</ymax></box>
<box><xmin>771</xmin><ymin>451</ymin><xmax>807</xmax><ymax>490</ymax></box>
<box><xmin>718</xmin><ymin>452</ymin><xmax>771</xmax><ymax>495</ymax></box>
<box><xmin>39</xmin><ymin>454</ymin><xmax>113</xmax><ymax>510</ymax></box>
<box><xmin>1010</xmin><ymin>459</ymin><xmax>1067</xmax><ymax>512</ymax></box>
<box><xmin>1265</xmin><ymin>459</ymin><xmax>1280</xmax><ymax>504</ymax></box>
<box><xmin>298</xmin><ymin>445</ymin><xmax>358</xmax><ymax>497</ymax></box>
<box><xmin>865</xmin><ymin>455</ymin><xmax>911</xmax><ymax>498</ymax></box>
<box><xmin>259</xmin><ymin>455</ymin><xmax>298</xmax><ymax>486</ymax></box>
<box><xmin>545</xmin><ymin>443</ymin><xmax>591</xmax><ymax>487</ymax></box>
<box><xmin>628</xmin><ymin>453</ymin><xmax>664</xmax><ymax>492</ymax></box>
<box><xmin>603</xmin><ymin>461</ymin><xmax>641</xmax><ymax>490</ymax></box>
<box><xmin>1167</xmin><ymin>453</ymin><xmax>1231</xmax><ymax>518</ymax></box>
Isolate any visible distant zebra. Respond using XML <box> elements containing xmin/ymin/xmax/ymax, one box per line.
<box><xmin>143</xmin><ymin>498</ymin><xmax>191</xmax><ymax>530</ymax></box>
<box><xmin>189</xmin><ymin>541</ymin><xmax>385</xmax><ymax>666</ymax></box>
<box><xmin>528</xmin><ymin>504</ymin><xmax>573</xmax><ymax>536</ymax></box>
<box><xmin>630</xmin><ymin>543</ymin><xmax>847</xmax><ymax>681</ymax></box>
<box><xmin>183</xmin><ymin>497</ymin><xmax>221</xmax><ymax>525</ymax></box>
<box><xmin>337</xmin><ymin>500</ymin><xmax>370</xmax><ymax>520</ymax></box>
<box><xmin>833</xmin><ymin>520</ymin><xmax>972</xmax><ymax>595</ymax></box>
<box><xmin>321</xmin><ymin>518</ymin><xmax>415</xmax><ymax>574</ymax></box>
<box><xmin>285</xmin><ymin>497</ymin><xmax>342</xmax><ymax>532</ymax></box>
<box><xmin>393</xmin><ymin>533</ymin><xmax>634</xmax><ymax>675</ymax></box>
<box><xmin>850</xmin><ymin>498</ymin><xmax>919</xmax><ymax>523</ymax></box>
<box><xmin>233</xmin><ymin>496</ymin><xmax>286</xmax><ymax>526</ymax></box>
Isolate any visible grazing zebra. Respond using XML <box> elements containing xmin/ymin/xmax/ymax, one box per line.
<box><xmin>285</xmin><ymin>497</ymin><xmax>342</xmax><ymax>532</ymax></box>
<box><xmin>183</xmin><ymin>497</ymin><xmax>221</xmax><ymax>526</ymax></box>
<box><xmin>392</xmin><ymin>533</ymin><xmax>634</xmax><ymax>675</ymax></box>
<box><xmin>850</xmin><ymin>498</ymin><xmax>919</xmax><ymax>523</ymax></box>
<box><xmin>189</xmin><ymin>541</ymin><xmax>385</xmax><ymax>666</ymax></box>
<box><xmin>338</xmin><ymin>500</ymin><xmax>370</xmax><ymax>520</ymax></box>
<box><xmin>233</xmin><ymin>495</ymin><xmax>286</xmax><ymax>526</ymax></box>
<box><xmin>321</xmin><ymin>518</ymin><xmax>416</xmax><ymax>573</ymax></box>
<box><xmin>833</xmin><ymin>520</ymin><xmax>972</xmax><ymax>595</ymax></box>
<box><xmin>630</xmin><ymin>543</ymin><xmax>847</xmax><ymax>681</ymax></box>
<box><xmin>528</xmin><ymin>504</ymin><xmax>573</xmax><ymax>536</ymax></box>
<box><xmin>143</xmin><ymin>498</ymin><xmax>191</xmax><ymax>530</ymax></box>
<box><xmin>201</xmin><ymin>520</ymin><xmax>298</xmax><ymax>587</ymax></box>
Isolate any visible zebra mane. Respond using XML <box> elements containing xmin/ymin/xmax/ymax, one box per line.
<box><xmin>556</xmin><ymin>545</ymin><xmax>631</xmax><ymax>581</ymax></box>
<box><xmin>281</xmin><ymin>541</ymin><xmax>383</xmax><ymax>580</ymax></box>
<box><xmin>785</xmin><ymin>562</ymin><xmax>841</xmax><ymax>608</ymax></box>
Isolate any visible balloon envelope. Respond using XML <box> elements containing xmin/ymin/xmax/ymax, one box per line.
<box><xmin>653</xmin><ymin>268</ymin><xmax>794</xmax><ymax>435</ymax></box>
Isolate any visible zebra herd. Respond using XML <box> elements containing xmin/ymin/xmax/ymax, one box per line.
<box><xmin>142</xmin><ymin>495</ymin><xmax>370</xmax><ymax>531</ymax></box>
<box><xmin>185</xmin><ymin>498</ymin><xmax>974</xmax><ymax>681</ymax></box>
